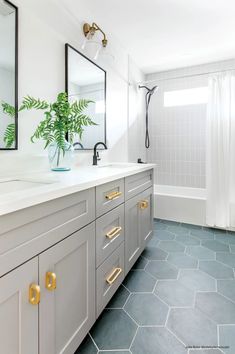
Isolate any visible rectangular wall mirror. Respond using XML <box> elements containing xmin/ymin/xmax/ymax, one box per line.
<box><xmin>65</xmin><ymin>44</ymin><xmax>106</xmax><ymax>150</ymax></box>
<box><xmin>0</xmin><ymin>0</ymin><xmax>18</xmax><ymax>150</ymax></box>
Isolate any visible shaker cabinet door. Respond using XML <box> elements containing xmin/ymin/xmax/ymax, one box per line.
<box><xmin>39</xmin><ymin>223</ymin><xmax>96</xmax><ymax>354</ymax></box>
<box><xmin>125</xmin><ymin>194</ymin><xmax>142</xmax><ymax>274</ymax></box>
<box><xmin>139</xmin><ymin>187</ymin><xmax>153</xmax><ymax>247</ymax></box>
<box><xmin>0</xmin><ymin>258</ymin><xmax>39</xmax><ymax>354</ymax></box>
<box><xmin>125</xmin><ymin>187</ymin><xmax>153</xmax><ymax>275</ymax></box>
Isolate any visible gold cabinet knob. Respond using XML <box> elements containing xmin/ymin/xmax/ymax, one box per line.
<box><xmin>106</xmin><ymin>226</ymin><xmax>122</xmax><ymax>239</ymax></box>
<box><xmin>105</xmin><ymin>191</ymin><xmax>122</xmax><ymax>200</ymax></box>
<box><xmin>139</xmin><ymin>200</ymin><xmax>149</xmax><ymax>209</ymax></box>
<box><xmin>106</xmin><ymin>267</ymin><xmax>123</xmax><ymax>285</ymax></box>
<box><xmin>29</xmin><ymin>284</ymin><xmax>40</xmax><ymax>305</ymax></box>
<box><xmin>45</xmin><ymin>272</ymin><xmax>57</xmax><ymax>291</ymax></box>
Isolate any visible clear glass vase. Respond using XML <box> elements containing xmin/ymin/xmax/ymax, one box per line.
<box><xmin>48</xmin><ymin>141</ymin><xmax>74</xmax><ymax>171</ymax></box>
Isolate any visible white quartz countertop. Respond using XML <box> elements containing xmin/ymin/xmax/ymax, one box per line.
<box><xmin>0</xmin><ymin>163</ymin><xmax>155</xmax><ymax>216</ymax></box>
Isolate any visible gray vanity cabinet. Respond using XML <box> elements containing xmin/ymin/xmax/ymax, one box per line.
<box><xmin>0</xmin><ymin>168</ymin><xmax>153</xmax><ymax>354</ymax></box>
<box><xmin>125</xmin><ymin>187</ymin><xmax>153</xmax><ymax>274</ymax></box>
<box><xmin>39</xmin><ymin>223</ymin><xmax>96</xmax><ymax>354</ymax></box>
<box><xmin>0</xmin><ymin>258</ymin><xmax>39</xmax><ymax>354</ymax></box>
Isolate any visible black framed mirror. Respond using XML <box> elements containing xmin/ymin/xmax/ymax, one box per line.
<box><xmin>0</xmin><ymin>0</ymin><xmax>18</xmax><ymax>150</ymax></box>
<box><xmin>65</xmin><ymin>44</ymin><xmax>106</xmax><ymax>150</ymax></box>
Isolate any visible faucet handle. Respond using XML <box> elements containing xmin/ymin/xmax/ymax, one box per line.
<box><xmin>96</xmin><ymin>152</ymin><xmax>101</xmax><ymax>161</ymax></box>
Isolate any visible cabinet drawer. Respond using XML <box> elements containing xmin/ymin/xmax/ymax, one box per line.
<box><xmin>96</xmin><ymin>179</ymin><xmax>124</xmax><ymax>217</ymax></box>
<box><xmin>96</xmin><ymin>243</ymin><xmax>124</xmax><ymax>318</ymax></box>
<box><xmin>96</xmin><ymin>205</ymin><xmax>124</xmax><ymax>268</ymax></box>
<box><xmin>0</xmin><ymin>188</ymin><xmax>95</xmax><ymax>277</ymax></box>
<box><xmin>125</xmin><ymin>170</ymin><xmax>153</xmax><ymax>200</ymax></box>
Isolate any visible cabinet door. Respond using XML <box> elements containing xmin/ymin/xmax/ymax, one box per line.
<box><xmin>0</xmin><ymin>258</ymin><xmax>39</xmax><ymax>354</ymax></box>
<box><xmin>125</xmin><ymin>194</ymin><xmax>142</xmax><ymax>274</ymax></box>
<box><xmin>140</xmin><ymin>187</ymin><xmax>153</xmax><ymax>247</ymax></box>
<box><xmin>39</xmin><ymin>223</ymin><xmax>96</xmax><ymax>354</ymax></box>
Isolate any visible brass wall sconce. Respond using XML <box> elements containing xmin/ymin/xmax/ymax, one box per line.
<box><xmin>83</xmin><ymin>22</ymin><xmax>108</xmax><ymax>48</ymax></box>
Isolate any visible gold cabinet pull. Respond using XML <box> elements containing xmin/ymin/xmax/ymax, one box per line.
<box><xmin>105</xmin><ymin>191</ymin><xmax>122</xmax><ymax>200</ymax></box>
<box><xmin>139</xmin><ymin>200</ymin><xmax>149</xmax><ymax>210</ymax></box>
<box><xmin>106</xmin><ymin>267</ymin><xmax>122</xmax><ymax>285</ymax></box>
<box><xmin>29</xmin><ymin>284</ymin><xmax>40</xmax><ymax>305</ymax></box>
<box><xmin>106</xmin><ymin>226</ymin><xmax>122</xmax><ymax>239</ymax></box>
<box><xmin>45</xmin><ymin>272</ymin><xmax>57</xmax><ymax>291</ymax></box>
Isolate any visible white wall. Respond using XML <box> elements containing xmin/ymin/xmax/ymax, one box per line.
<box><xmin>146</xmin><ymin>58</ymin><xmax>235</xmax><ymax>188</ymax></box>
<box><xmin>0</xmin><ymin>0</ymin><xmax>145</xmax><ymax>176</ymax></box>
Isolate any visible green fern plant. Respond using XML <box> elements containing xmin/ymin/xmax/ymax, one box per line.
<box><xmin>1</xmin><ymin>92</ymin><xmax>96</xmax><ymax>151</ymax></box>
<box><xmin>20</xmin><ymin>92</ymin><xmax>96</xmax><ymax>151</ymax></box>
<box><xmin>1</xmin><ymin>101</ymin><xmax>16</xmax><ymax>148</ymax></box>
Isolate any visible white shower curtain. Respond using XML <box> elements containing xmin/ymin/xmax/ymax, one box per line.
<box><xmin>206</xmin><ymin>71</ymin><xmax>235</xmax><ymax>228</ymax></box>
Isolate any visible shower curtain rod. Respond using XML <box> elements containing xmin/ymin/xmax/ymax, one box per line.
<box><xmin>138</xmin><ymin>68</ymin><xmax>235</xmax><ymax>85</ymax></box>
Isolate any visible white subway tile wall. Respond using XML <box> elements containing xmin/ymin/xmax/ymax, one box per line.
<box><xmin>146</xmin><ymin>59</ymin><xmax>235</xmax><ymax>188</ymax></box>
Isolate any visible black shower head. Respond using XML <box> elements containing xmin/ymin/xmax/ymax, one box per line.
<box><xmin>139</xmin><ymin>85</ymin><xmax>158</xmax><ymax>95</ymax></box>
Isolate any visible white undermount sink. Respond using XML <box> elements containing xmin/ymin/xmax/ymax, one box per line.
<box><xmin>98</xmin><ymin>163</ymin><xmax>137</xmax><ymax>169</ymax></box>
<box><xmin>0</xmin><ymin>178</ymin><xmax>57</xmax><ymax>195</ymax></box>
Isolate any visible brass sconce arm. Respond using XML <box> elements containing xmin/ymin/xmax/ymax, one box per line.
<box><xmin>83</xmin><ymin>22</ymin><xmax>108</xmax><ymax>47</ymax></box>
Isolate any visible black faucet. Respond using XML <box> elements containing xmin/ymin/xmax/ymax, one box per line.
<box><xmin>93</xmin><ymin>142</ymin><xmax>107</xmax><ymax>165</ymax></box>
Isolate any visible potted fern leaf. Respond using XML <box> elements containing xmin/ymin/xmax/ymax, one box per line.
<box><xmin>1</xmin><ymin>102</ymin><xmax>16</xmax><ymax>148</ymax></box>
<box><xmin>2</xmin><ymin>92</ymin><xmax>96</xmax><ymax>171</ymax></box>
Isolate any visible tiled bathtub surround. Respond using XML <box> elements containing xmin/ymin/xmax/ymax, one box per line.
<box><xmin>76</xmin><ymin>219</ymin><xmax>235</xmax><ymax>354</ymax></box>
<box><xmin>146</xmin><ymin>59</ymin><xmax>235</xmax><ymax>189</ymax></box>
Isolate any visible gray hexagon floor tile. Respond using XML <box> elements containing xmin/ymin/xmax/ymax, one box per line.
<box><xmin>217</xmin><ymin>280</ymin><xmax>235</xmax><ymax>302</ymax></box>
<box><xmin>167</xmin><ymin>253</ymin><xmax>198</xmax><ymax>269</ymax></box>
<box><xmin>155</xmin><ymin>280</ymin><xmax>194</xmax><ymax>307</ymax></box>
<box><xmin>167</xmin><ymin>308</ymin><xmax>218</xmax><ymax>347</ymax></box>
<box><xmin>124</xmin><ymin>293</ymin><xmax>168</xmax><ymax>325</ymax></box>
<box><xmin>106</xmin><ymin>285</ymin><xmax>130</xmax><ymax>309</ymax></box>
<box><xmin>131</xmin><ymin>326</ymin><xmax>187</xmax><ymax>354</ymax></box>
<box><xmin>154</xmin><ymin>229</ymin><xmax>175</xmax><ymax>240</ymax></box>
<box><xmin>178</xmin><ymin>269</ymin><xmax>216</xmax><ymax>291</ymax></box>
<box><xmin>146</xmin><ymin>260</ymin><xmax>179</xmax><ymax>279</ymax></box>
<box><xmin>161</xmin><ymin>220</ymin><xmax>180</xmax><ymax>226</ymax></box>
<box><xmin>215</xmin><ymin>234</ymin><xmax>235</xmax><ymax>245</ymax></box>
<box><xmin>167</xmin><ymin>224</ymin><xmax>190</xmax><ymax>235</ymax></box>
<box><xmin>132</xmin><ymin>255</ymin><xmax>148</xmax><ymax>269</ymax></box>
<box><xmin>199</xmin><ymin>260</ymin><xmax>234</xmax><ymax>279</ymax></box>
<box><xmin>195</xmin><ymin>292</ymin><xmax>235</xmax><ymax>324</ymax></box>
<box><xmin>123</xmin><ymin>270</ymin><xmax>156</xmax><ymax>292</ymax></box>
<box><xmin>153</xmin><ymin>221</ymin><xmax>168</xmax><ymax>230</ymax></box>
<box><xmin>90</xmin><ymin>309</ymin><xmax>137</xmax><ymax>350</ymax></box>
<box><xmin>181</xmin><ymin>223</ymin><xmax>202</xmax><ymax>230</ymax></box>
<box><xmin>100</xmin><ymin>352</ymin><xmax>130</xmax><ymax>354</ymax></box>
<box><xmin>142</xmin><ymin>246</ymin><xmax>168</xmax><ymax>260</ymax></box>
<box><xmin>202</xmin><ymin>240</ymin><xmax>230</xmax><ymax>252</ymax></box>
<box><xmin>186</xmin><ymin>246</ymin><xmax>216</xmax><ymax>260</ymax></box>
<box><xmin>176</xmin><ymin>234</ymin><xmax>200</xmax><ymax>246</ymax></box>
<box><xmin>189</xmin><ymin>350</ymin><xmax>223</xmax><ymax>353</ymax></box>
<box><xmin>219</xmin><ymin>325</ymin><xmax>235</xmax><ymax>354</ymax></box>
<box><xmin>230</xmin><ymin>245</ymin><xmax>235</xmax><ymax>253</ymax></box>
<box><xmin>158</xmin><ymin>240</ymin><xmax>185</xmax><ymax>252</ymax></box>
<box><xmin>216</xmin><ymin>252</ymin><xmax>235</xmax><ymax>268</ymax></box>
<box><xmin>191</xmin><ymin>229</ymin><xmax>215</xmax><ymax>240</ymax></box>
<box><xmin>147</xmin><ymin>236</ymin><xmax>160</xmax><ymax>247</ymax></box>
<box><xmin>99</xmin><ymin>352</ymin><xmax>130</xmax><ymax>354</ymax></box>
<box><xmin>75</xmin><ymin>335</ymin><xmax>97</xmax><ymax>354</ymax></box>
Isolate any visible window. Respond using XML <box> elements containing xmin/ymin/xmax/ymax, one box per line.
<box><xmin>164</xmin><ymin>87</ymin><xmax>208</xmax><ymax>107</ymax></box>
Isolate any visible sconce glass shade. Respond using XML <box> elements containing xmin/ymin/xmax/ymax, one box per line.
<box><xmin>81</xmin><ymin>39</ymin><xmax>102</xmax><ymax>56</ymax></box>
<box><xmin>94</xmin><ymin>46</ymin><xmax>115</xmax><ymax>62</ymax></box>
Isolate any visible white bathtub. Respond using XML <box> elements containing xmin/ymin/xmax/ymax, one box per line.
<box><xmin>154</xmin><ymin>185</ymin><xmax>206</xmax><ymax>226</ymax></box>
